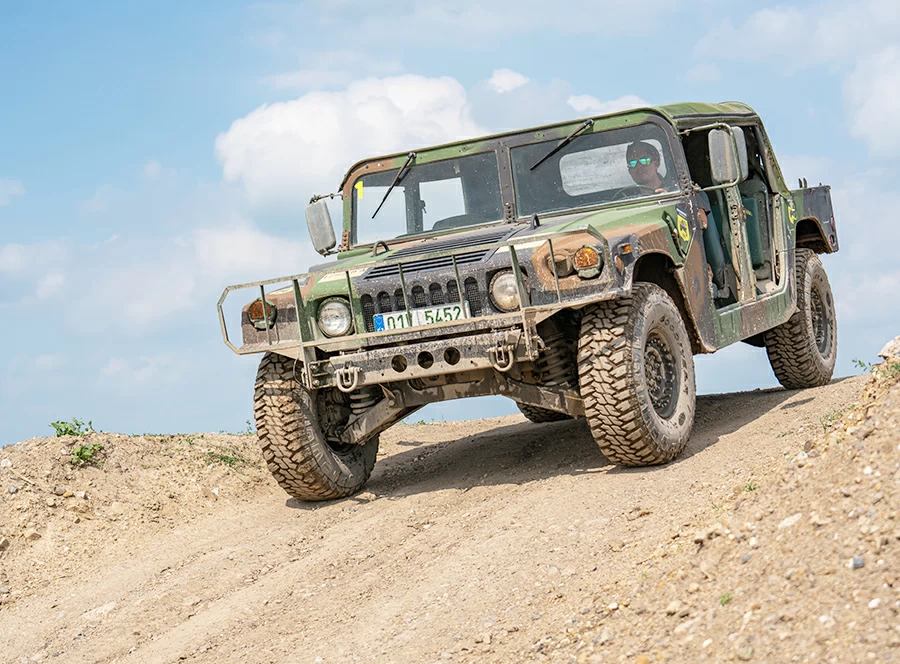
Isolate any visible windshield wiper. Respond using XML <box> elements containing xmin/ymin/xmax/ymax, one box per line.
<box><xmin>529</xmin><ymin>119</ymin><xmax>593</xmax><ymax>171</ymax></box>
<box><xmin>372</xmin><ymin>152</ymin><xmax>416</xmax><ymax>219</ymax></box>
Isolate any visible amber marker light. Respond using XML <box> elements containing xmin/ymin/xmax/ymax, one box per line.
<box><xmin>573</xmin><ymin>246</ymin><xmax>603</xmax><ymax>279</ymax></box>
<box><xmin>248</xmin><ymin>299</ymin><xmax>277</xmax><ymax>330</ymax></box>
<box><xmin>573</xmin><ymin>246</ymin><xmax>599</xmax><ymax>269</ymax></box>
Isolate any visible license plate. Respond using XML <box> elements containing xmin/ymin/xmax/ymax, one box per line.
<box><xmin>373</xmin><ymin>303</ymin><xmax>469</xmax><ymax>331</ymax></box>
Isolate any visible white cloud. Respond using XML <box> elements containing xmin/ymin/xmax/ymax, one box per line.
<box><xmin>845</xmin><ymin>47</ymin><xmax>900</xmax><ymax>153</ymax></box>
<box><xmin>835</xmin><ymin>270</ymin><xmax>900</xmax><ymax>325</ymax></box>
<box><xmin>36</xmin><ymin>272</ymin><xmax>65</xmax><ymax>300</ymax></box>
<box><xmin>567</xmin><ymin>94</ymin><xmax>648</xmax><ymax>115</ymax></box>
<box><xmin>0</xmin><ymin>178</ymin><xmax>25</xmax><ymax>206</ymax></box>
<box><xmin>776</xmin><ymin>155</ymin><xmax>836</xmax><ymax>188</ymax></box>
<box><xmin>685</xmin><ymin>63</ymin><xmax>721</xmax><ymax>84</ymax></box>
<box><xmin>693</xmin><ymin>1</ymin><xmax>900</xmax><ymax>69</ymax></box>
<box><xmin>278</xmin><ymin>1</ymin><xmax>680</xmax><ymax>44</ymax></box>
<box><xmin>193</xmin><ymin>224</ymin><xmax>315</xmax><ymax>283</ymax></box>
<box><xmin>67</xmin><ymin>220</ymin><xmax>315</xmax><ymax>329</ymax></box>
<box><xmin>0</xmin><ymin>241</ymin><xmax>67</xmax><ymax>277</ymax></box>
<box><xmin>262</xmin><ymin>50</ymin><xmax>403</xmax><ymax>90</ymax></box>
<box><xmin>34</xmin><ymin>354</ymin><xmax>68</xmax><ymax>373</ymax></box>
<box><xmin>100</xmin><ymin>354</ymin><xmax>185</xmax><ymax>385</ymax></box>
<box><xmin>215</xmin><ymin>74</ymin><xmax>485</xmax><ymax>205</ymax></box>
<box><xmin>487</xmin><ymin>69</ymin><xmax>529</xmax><ymax>94</ymax></box>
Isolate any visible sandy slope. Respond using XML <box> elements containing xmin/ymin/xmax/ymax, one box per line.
<box><xmin>0</xmin><ymin>371</ymin><xmax>893</xmax><ymax>663</ymax></box>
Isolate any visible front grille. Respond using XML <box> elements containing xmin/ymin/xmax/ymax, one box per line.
<box><xmin>363</xmin><ymin>249</ymin><xmax>489</xmax><ymax>280</ymax></box>
<box><xmin>360</xmin><ymin>278</ymin><xmax>483</xmax><ymax>332</ymax></box>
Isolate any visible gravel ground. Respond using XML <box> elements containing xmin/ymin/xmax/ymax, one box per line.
<box><xmin>0</xmin><ymin>353</ymin><xmax>896</xmax><ymax>663</ymax></box>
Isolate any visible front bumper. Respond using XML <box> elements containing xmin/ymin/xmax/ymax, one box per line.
<box><xmin>310</xmin><ymin>328</ymin><xmax>527</xmax><ymax>391</ymax></box>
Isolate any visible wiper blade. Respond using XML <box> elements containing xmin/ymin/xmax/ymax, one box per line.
<box><xmin>529</xmin><ymin>119</ymin><xmax>593</xmax><ymax>171</ymax></box>
<box><xmin>372</xmin><ymin>152</ymin><xmax>416</xmax><ymax>219</ymax></box>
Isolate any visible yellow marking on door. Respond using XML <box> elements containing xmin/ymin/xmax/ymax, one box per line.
<box><xmin>677</xmin><ymin>214</ymin><xmax>691</xmax><ymax>242</ymax></box>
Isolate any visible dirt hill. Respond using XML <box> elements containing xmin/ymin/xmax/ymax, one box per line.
<box><xmin>1</xmin><ymin>357</ymin><xmax>898</xmax><ymax>663</ymax></box>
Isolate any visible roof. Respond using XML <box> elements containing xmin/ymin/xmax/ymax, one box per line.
<box><xmin>337</xmin><ymin>101</ymin><xmax>760</xmax><ymax>189</ymax></box>
<box><xmin>654</xmin><ymin>101</ymin><xmax>757</xmax><ymax>124</ymax></box>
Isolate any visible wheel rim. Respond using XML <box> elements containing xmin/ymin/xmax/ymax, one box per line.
<box><xmin>809</xmin><ymin>284</ymin><xmax>832</xmax><ymax>357</ymax></box>
<box><xmin>644</xmin><ymin>331</ymin><xmax>679</xmax><ymax>419</ymax></box>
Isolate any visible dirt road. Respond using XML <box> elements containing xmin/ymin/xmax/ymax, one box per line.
<box><xmin>1</xmin><ymin>373</ymin><xmax>893</xmax><ymax>663</ymax></box>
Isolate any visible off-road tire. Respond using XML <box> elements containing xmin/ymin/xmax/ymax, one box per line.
<box><xmin>577</xmin><ymin>283</ymin><xmax>696</xmax><ymax>466</ymax></box>
<box><xmin>254</xmin><ymin>352</ymin><xmax>379</xmax><ymax>501</ymax></box>
<box><xmin>764</xmin><ymin>248</ymin><xmax>837</xmax><ymax>389</ymax></box>
<box><xmin>515</xmin><ymin>402</ymin><xmax>572</xmax><ymax>423</ymax></box>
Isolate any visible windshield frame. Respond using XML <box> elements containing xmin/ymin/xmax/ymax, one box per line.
<box><xmin>347</xmin><ymin>148</ymin><xmax>506</xmax><ymax>247</ymax></box>
<box><xmin>339</xmin><ymin>112</ymin><xmax>688</xmax><ymax>250</ymax></box>
<box><xmin>504</xmin><ymin>115</ymin><xmax>688</xmax><ymax>222</ymax></box>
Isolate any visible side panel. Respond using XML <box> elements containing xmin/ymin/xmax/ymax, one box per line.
<box><xmin>789</xmin><ymin>185</ymin><xmax>839</xmax><ymax>253</ymax></box>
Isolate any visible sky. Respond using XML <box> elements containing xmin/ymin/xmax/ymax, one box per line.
<box><xmin>1</xmin><ymin>0</ymin><xmax>899</xmax><ymax>445</ymax></box>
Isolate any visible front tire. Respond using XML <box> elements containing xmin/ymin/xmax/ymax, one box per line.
<box><xmin>254</xmin><ymin>352</ymin><xmax>379</xmax><ymax>501</ymax></box>
<box><xmin>764</xmin><ymin>248</ymin><xmax>837</xmax><ymax>389</ymax></box>
<box><xmin>577</xmin><ymin>283</ymin><xmax>696</xmax><ymax>466</ymax></box>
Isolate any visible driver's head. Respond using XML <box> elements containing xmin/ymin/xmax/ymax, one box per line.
<box><xmin>626</xmin><ymin>141</ymin><xmax>662</xmax><ymax>187</ymax></box>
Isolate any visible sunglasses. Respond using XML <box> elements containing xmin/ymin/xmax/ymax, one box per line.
<box><xmin>627</xmin><ymin>157</ymin><xmax>653</xmax><ymax>168</ymax></box>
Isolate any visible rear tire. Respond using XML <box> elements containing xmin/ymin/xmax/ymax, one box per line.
<box><xmin>515</xmin><ymin>402</ymin><xmax>572</xmax><ymax>423</ymax></box>
<box><xmin>577</xmin><ymin>283</ymin><xmax>696</xmax><ymax>466</ymax></box>
<box><xmin>254</xmin><ymin>352</ymin><xmax>378</xmax><ymax>501</ymax></box>
<box><xmin>764</xmin><ymin>248</ymin><xmax>837</xmax><ymax>389</ymax></box>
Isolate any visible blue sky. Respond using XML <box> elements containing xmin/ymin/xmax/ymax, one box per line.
<box><xmin>2</xmin><ymin>1</ymin><xmax>899</xmax><ymax>445</ymax></box>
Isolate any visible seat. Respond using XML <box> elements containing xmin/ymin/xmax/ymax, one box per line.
<box><xmin>739</xmin><ymin>178</ymin><xmax>770</xmax><ymax>270</ymax></box>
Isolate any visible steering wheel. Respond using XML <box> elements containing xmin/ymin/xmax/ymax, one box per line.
<box><xmin>610</xmin><ymin>185</ymin><xmax>658</xmax><ymax>201</ymax></box>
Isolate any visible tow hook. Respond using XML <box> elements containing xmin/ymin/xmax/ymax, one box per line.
<box><xmin>488</xmin><ymin>343</ymin><xmax>516</xmax><ymax>373</ymax></box>
<box><xmin>335</xmin><ymin>365</ymin><xmax>361</xmax><ymax>393</ymax></box>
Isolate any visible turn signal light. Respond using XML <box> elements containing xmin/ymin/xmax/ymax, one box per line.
<box><xmin>573</xmin><ymin>246</ymin><xmax>599</xmax><ymax>269</ymax></box>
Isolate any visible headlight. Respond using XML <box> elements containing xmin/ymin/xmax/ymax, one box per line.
<box><xmin>248</xmin><ymin>299</ymin><xmax>277</xmax><ymax>330</ymax></box>
<box><xmin>490</xmin><ymin>271</ymin><xmax>521</xmax><ymax>312</ymax></box>
<box><xmin>317</xmin><ymin>299</ymin><xmax>353</xmax><ymax>337</ymax></box>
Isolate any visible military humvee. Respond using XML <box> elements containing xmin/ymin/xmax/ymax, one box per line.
<box><xmin>218</xmin><ymin>101</ymin><xmax>838</xmax><ymax>501</ymax></box>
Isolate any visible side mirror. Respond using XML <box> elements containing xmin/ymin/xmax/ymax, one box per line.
<box><xmin>709</xmin><ymin>126</ymin><xmax>749</xmax><ymax>186</ymax></box>
<box><xmin>306</xmin><ymin>199</ymin><xmax>336</xmax><ymax>255</ymax></box>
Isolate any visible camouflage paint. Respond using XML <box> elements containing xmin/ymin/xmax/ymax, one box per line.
<box><xmin>220</xmin><ymin>101</ymin><xmax>839</xmax><ymax>378</ymax></box>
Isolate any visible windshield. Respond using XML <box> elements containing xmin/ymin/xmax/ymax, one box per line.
<box><xmin>351</xmin><ymin>151</ymin><xmax>503</xmax><ymax>245</ymax></box>
<box><xmin>511</xmin><ymin>123</ymin><xmax>679</xmax><ymax>218</ymax></box>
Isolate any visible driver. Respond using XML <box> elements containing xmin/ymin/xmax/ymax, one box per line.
<box><xmin>626</xmin><ymin>141</ymin><xmax>673</xmax><ymax>193</ymax></box>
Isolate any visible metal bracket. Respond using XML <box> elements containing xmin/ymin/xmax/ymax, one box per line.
<box><xmin>335</xmin><ymin>365</ymin><xmax>361</xmax><ymax>393</ymax></box>
<box><xmin>488</xmin><ymin>343</ymin><xmax>516</xmax><ymax>372</ymax></box>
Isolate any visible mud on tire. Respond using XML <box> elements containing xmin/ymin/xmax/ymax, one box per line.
<box><xmin>515</xmin><ymin>402</ymin><xmax>572</xmax><ymax>424</ymax></box>
<box><xmin>764</xmin><ymin>248</ymin><xmax>837</xmax><ymax>390</ymax></box>
<box><xmin>577</xmin><ymin>283</ymin><xmax>696</xmax><ymax>466</ymax></box>
<box><xmin>254</xmin><ymin>352</ymin><xmax>378</xmax><ymax>501</ymax></box>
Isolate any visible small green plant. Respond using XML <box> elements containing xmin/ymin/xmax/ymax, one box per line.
<box><xmin>71</xmin><ymin>443</ymin><xmax>104</xmax><ymax>466</ymax></box>
<box><xmin>820</xmin><ymin>406</ymin><xmax>851</xmax><ymax>431</ymax></box>
<box><xmin>882</xmin><ymin>362</ymin><xmax>900</xmax><ymax>379</ymax></box>
<box><xmin>719</xmin><ymin>592</ymin><xmax>733</xmax><ymax>606</ymax></box>
<box><xmin>50</xmin><ymin>418</ymin><xmax>94</xmax><ymax>437</ymax></box>
<box><xmin>852</xmin><ymin>358</ymin><xmax>874</xmax><ymax>373</ymax></box>
<box><xmin>743</xmin><ymin>481</ymin><xmax>758</xmax><ymax>492</ymax></box>
<box><xmin>206</xmin><ymin>449</ymin><xmax>248</xmax><ymax>467</ymax></box>
<box><xmin>242</xmin><ymin>419</ymin><xmax>256</xmax><ymax>435</ymax></box>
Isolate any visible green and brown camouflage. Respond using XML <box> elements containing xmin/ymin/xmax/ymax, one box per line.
<box><xmin>218</xmin><ymin>101</ymin><xmax>837</xmax><ymax>412</ymax></box>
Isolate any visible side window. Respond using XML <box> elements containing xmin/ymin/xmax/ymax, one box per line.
<box><xmin>420</xmin><ymin>179</ymin><xmax>466</xmax><ymax>229</ymax></box>
<box><xmin>682</xmin><ymin>129</ymin><xmax>715</xmax><ymax>188</ymax></box>
<box><xmin>559</xmin><ymin>140</ymin><xmax>669</xmax><ymax>196</ymax></box>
